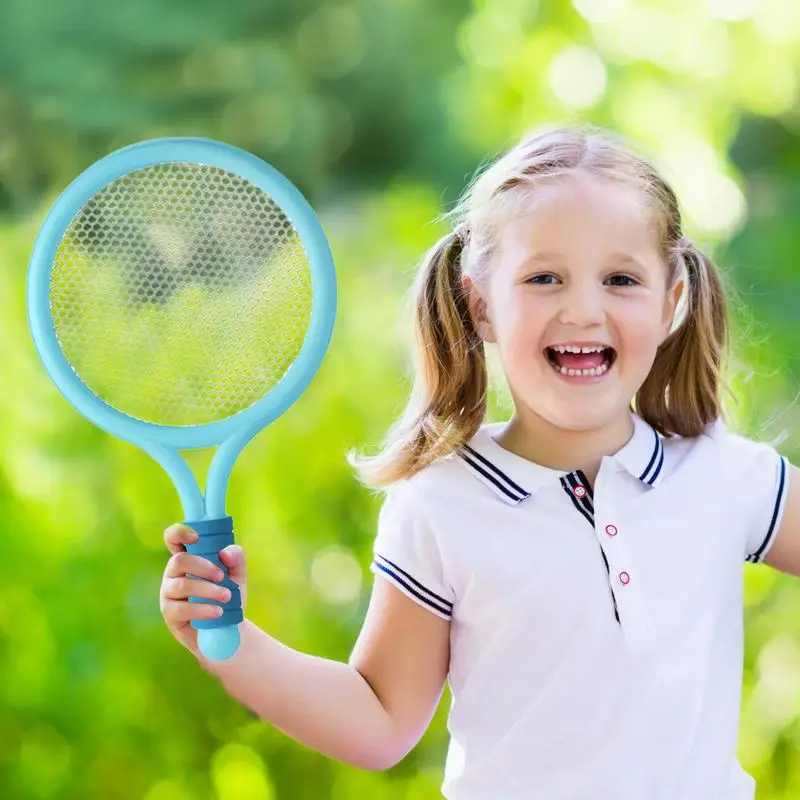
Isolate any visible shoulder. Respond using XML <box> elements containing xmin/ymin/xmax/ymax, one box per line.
<box><xmin>387</xmin><ymin>449</ymin><xmax>478</xmax><ymax>512</ymax></box>
<box><xmin>701</xmin><ymin>417</ymin><xmax>783</xmax><ymax>470</ymax></box>
<box><xmin>378</xmin><ymin>436</ymin><xmax>502</xmax><ymax>542</ymax></box>
<box><xmin>662</xmin><ymin>417</ymin><xmax>781</xmax><ymax>476</ymax></box>
<box><xmin>660</xmin><ymin>418</ymin><xmax>787</xmax><ymax>525</ymax></box>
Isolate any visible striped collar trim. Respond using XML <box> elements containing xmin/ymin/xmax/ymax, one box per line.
<box><xmin>459</xmin><ymin>443</ymin><xmax>532</xmax><ymax>505</ymax></box>
<box><xmin>612</xmin><ymin>412</ymin><xmax>665</xmax><ymax>487</ymax></box>
<box><xmin>458</xmin><ymin>412</ymin><xmax>665</xmax><ymax>504</ymax></box>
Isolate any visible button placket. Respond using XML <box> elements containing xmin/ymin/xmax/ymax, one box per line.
<box><xmin>560</xmin><ymin>470</ymin><xmax>621</xmax><ymax>623</ymax></box>
<box><xmin>593</xmin><ymin>470</ymin><xmax>655</xmax><ymax>653</ymax></box>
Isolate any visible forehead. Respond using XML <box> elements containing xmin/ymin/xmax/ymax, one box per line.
<box><xmin>496</xmin><ymin>173</ymin><xmax>658</xmax><ymax>264</ymax></box>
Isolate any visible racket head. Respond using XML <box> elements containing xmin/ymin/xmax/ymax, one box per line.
<box><xmin>27</xmin><ymin>138</ymin><xmax>337</xmax><ymax>450</ymax></box>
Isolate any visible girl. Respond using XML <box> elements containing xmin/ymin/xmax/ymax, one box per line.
<box><xmin>159</xmin><ymin>124</ymin><xmax>800</xmax><ymax>799</ymax></box>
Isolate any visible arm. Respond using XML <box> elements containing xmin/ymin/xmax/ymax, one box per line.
<box><xmin>200</xmin><ymin>575</ymin><xmax>450</xmax><ymax>771</ymax></box>
<box><xmin>763</xmin><ymin>463</ymin><xmax>800</xmax><ymax>576</ymax></box>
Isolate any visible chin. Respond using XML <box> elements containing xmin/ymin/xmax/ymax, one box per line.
<box><xmin>527</xmin><ymin>388</ymin><xmax>630</xmax><ymax>432</ymax></box>
<box><xmin>541</xmin><ymin>407</ymin><xmax>618</xmax><ymax>432</ymax></box>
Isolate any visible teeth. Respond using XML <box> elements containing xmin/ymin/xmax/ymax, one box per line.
<box><xmin>552</xmin><ymin>361</ymin><xmax>611</xmax><ymax>377</ymax></box>
<box><xmin>551</xmin><ymin>344</ymin><xmax>609</xmax><ymax>354</ymax></box>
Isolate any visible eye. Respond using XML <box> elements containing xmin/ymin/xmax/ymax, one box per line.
<box><xmin>606</xmin><ymin>274</ymin><xmax>639</xmax><ymax>287</ymax></box>
<box><xmin>526</xmin><ymin>274</ymin><xmax>560</xmax><ymax>285</ymax></box>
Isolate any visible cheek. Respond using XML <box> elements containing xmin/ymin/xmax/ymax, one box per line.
<box><xmin>490</xmin><ymin>290</ymin><xmax>545</xmax><ymax>347</ymax></box>
<box><xmin>618</xmin><ymin>299</ymin><xmax>669</xmax><ymax>356</ymax></box>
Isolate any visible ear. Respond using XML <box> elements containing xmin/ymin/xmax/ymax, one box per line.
<box><xmin>462</xmin><ymin>275</ymin><xmax>496</xmax><ymax>343</ymax></box>
<box><xmin>662</xmin><ymin>277</ymin><xmax>685</xmax><ymax>339</ymax></box>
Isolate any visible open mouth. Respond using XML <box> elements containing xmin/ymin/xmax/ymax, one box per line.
<box><xmin>544</xmin><ymin>345</ymin><xmax>617</xmax><ymax>378</ymax></box>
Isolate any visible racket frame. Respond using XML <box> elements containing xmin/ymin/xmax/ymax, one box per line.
<box><xmin>27</xmin><ymin>137</ymin><xmax>337</xmax><ymax>521</ymax></box>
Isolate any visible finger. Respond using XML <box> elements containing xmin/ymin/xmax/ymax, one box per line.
<box><xmin>219</xmin><ymin>545</ymin><xmax>247</xmax><ymax>586</ymax></box>
<box><xmin>161</xmin><ymin>598</ymin><xmax>224</xmax><ymax>624</ymax></box>
<box><xmin>164</xmin><ymin>552</ymin><xmax>225</xmax><ymax>582</ymax></box>
<box><xmin>162</xmin><ymin>575</ymin><xmax>232</xmax><ymax>604</ymax></box>
<box><xmin>164</xmin><ymin>523</ymin><xmax>198</xmax><ymax>554</ymax></box>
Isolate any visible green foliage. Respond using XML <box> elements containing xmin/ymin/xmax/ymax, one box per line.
<box><xmin>2</xmin><ymin>0</ymin><xmax>800</xmax><ymax>797</ymax></box>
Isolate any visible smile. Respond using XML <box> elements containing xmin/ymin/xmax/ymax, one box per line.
<box><xmin>544</xmin><ymin>345</ymin><xmax>617</xmax><ymax>379</ymax></box>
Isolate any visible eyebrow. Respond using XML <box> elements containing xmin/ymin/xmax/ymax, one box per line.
<box><xmin>525</xmin><ymin>252</ymin><xmax>646</xmax><ymax>268</ymax></box>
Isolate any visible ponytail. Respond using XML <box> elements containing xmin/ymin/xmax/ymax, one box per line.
<box><xmin>636</xmin><ymin>240</ymin><xmax>729</xmax><ymax>437</ymax></box>
<box><xmin>349</xmin><ymin>230</ymin><xmax>488</xmax><ymax>487</ymax></box>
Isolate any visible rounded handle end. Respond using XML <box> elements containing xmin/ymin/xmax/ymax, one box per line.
<box><xmin>198</xmin><ymin>625</ymin><xmax>241</xmax><ymax>661</ymax></box>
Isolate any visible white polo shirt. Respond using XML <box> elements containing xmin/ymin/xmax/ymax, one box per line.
<box><xmin>370</xmin><ymin>411</ymin><xmax>789</xmax><ymax>800</ymax></box>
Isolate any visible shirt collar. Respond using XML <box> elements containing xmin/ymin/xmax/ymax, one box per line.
<box><xmin>459</xmin><ymin>410</ymin><xmax>664</xmax><ymax>505</ymax></box>
<box><xmin>612</xmin><ymin>411</ymin><xmax>665</xmax><ymax>487</ymax></box>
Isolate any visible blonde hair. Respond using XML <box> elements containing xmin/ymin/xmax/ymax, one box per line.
<box><xmin>351</xmin><ymin>123</ymin><xmax>730</xmax><ymax>488</ymax></box>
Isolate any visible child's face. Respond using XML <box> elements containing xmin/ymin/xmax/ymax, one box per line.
<box><xmin>466</xmin><ymin>173</ymin><xmax>683</xmax><ymax>432</ymax></box>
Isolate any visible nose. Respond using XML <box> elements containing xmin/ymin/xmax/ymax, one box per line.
<box><xmin>557</xmin><ymin>284</ymin><xmax>606</xmax><ymax>327</ymax></box>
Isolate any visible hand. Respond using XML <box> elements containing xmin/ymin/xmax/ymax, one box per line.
<box><xmin>160</xmin><ymin>523</ymin><xmax>248</xmax><ymax>655</ymax></box>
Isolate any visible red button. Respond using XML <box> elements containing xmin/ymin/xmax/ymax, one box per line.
<box><xmin>574</xmin><ymin>485</ymin><xmax>587</xmax><ymax>498</ymax></box>
<box><xmin>619</xmin><ymin>571</ymin><xmax>630</xmax><ymax>585</ymax></box>
<box><xmin>605</xmin><ymin>524</ymin><xmax>618</xmax><ymax>537</ymax></box>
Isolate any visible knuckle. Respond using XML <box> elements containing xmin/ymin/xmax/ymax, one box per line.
<box><xmin>199</xmin><ymin>556</ymin><xmax>217</xmax><ymax>575</ymax></box>
<box><xmin>177</xmin><ymin>601</ymin><xmax>194</xmax><ymax>620</ymax></box>
<box><xmin>167</xmin><ymin>552</ymin><xmax>183</xmax><ymax>570</ymax></box>
<box><xmin>185</xmin><ymin>576</ymin><xmax>211</xmax><ymax>598</ymax></box>
<box><xmin>161</xmin><ymin>599</ymin><xmax>177</xmax><ymax>620</ymax></box>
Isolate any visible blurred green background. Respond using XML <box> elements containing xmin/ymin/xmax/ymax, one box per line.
<box><xmin>2</xmin><ymin>0</ymin><xmax>800</xmax><ymax>797</ymax></box>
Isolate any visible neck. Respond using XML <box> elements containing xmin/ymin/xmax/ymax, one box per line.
<box><xmin>494</xmin><ymin>406</ymin><xmax>634</xmax><ymax>485</ymax></box>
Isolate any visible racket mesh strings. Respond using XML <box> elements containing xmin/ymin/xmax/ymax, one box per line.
<box><xmin>50</xmin><ymin>163</ymin><xmax>313</xmax><ymax>427</ymax></box>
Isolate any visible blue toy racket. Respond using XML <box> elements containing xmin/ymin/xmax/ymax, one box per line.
<box><xmin>27</xmin><ymin>138</ymin><xmax>336</xmax><ymax>661</ymax></box>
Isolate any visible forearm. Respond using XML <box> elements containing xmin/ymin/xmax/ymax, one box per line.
<box><xmin>197</xmin><ymin>620</ymin><xmax>398</xmax><ymax>770</ymax></box>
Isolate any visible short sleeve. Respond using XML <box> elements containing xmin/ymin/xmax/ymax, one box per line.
<box><xmin>369</xmin><ymin>480</ymin><xmax>455</xmax><ymax>620</ymax></box>
<box><xmin>724</xmin><ymin>432</ymin><xmax>790</xmax><ymax>564</ymax></box>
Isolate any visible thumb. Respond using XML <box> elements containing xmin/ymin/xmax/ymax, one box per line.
<box><xmin>219</xmin><ymin>544</ymin><xmax>247</xmax><ymax>586</ymax></box>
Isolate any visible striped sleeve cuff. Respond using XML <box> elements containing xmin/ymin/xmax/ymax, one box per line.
<box><xmin>746</xmin><ymin>455</ymin><xmax>789</xmax><ymax>564</ymax></box>
<box><xmin>370</xmin><ymin>554</ymin><xmax>454</xmax><ymax>620</ymax></box>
